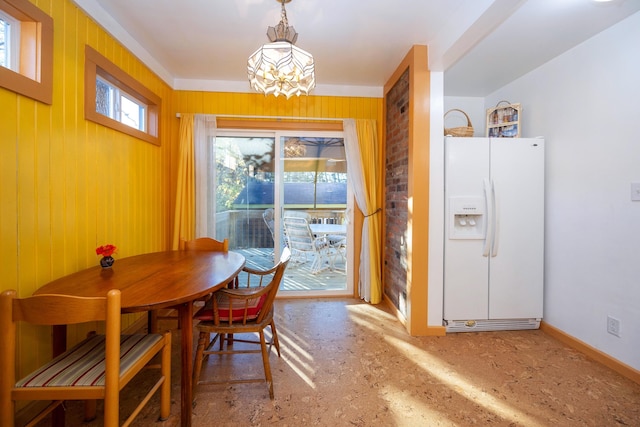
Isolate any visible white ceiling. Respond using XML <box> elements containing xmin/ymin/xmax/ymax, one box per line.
<box><xmin>73</xmin><ymin>0</ymin><xmax>640</xmax><ymax>98</ymax></box>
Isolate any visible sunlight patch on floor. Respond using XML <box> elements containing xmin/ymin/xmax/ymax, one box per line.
<box><xmin>278</xmin><ymin>325</ymin><xmax>317</xmax><ymax>390</ymax></box>
<box><xmin>347</xmin><ymin>304</ymin><xmax>545</xmax><ymax>427</ymax></box>
<box><xmin>387</xmin><ymin>390</ymin><xmax>455</xmax><ymax>425</ymax></box>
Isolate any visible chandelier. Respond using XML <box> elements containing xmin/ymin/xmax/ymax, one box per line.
<box><xmin>247</xmin><ymin>0</ymin><xmax>315</xmax><ymax>98</ymax></box>
<box><xmin>284</xmin><ymin>138</ymin><xmax>307</xmax><ymax>157</ymax></box>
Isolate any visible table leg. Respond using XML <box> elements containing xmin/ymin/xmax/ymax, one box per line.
<box><xmin>148</xmin><ymin>310</ymin><xmax>158</xmax><ymax>333</ymax></box>
<box><xmin>178</xmin><ymin>302</ymin><xmax>193</xmax><ymax>427</ymax></box>
<box><xmin>51</xmin><ymin>325</ymin><xmax>66</xmax><ymax>427</ymax></box>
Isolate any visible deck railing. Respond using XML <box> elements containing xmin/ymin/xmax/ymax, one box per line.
<box><xmin>215</xmin><ymin>209</ymin><xmax>345</xmax><ymax>250</ymax></box>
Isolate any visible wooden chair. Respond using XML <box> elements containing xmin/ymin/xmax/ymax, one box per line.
<box><xmin>181</xmin><ymin>237</ymin><xmax>229</xmax><ymax>252</ymax></box>
<box><xmin>0</xmin><ymin>289</ymin><xmax>171</xmax><ymax>427</ymax></box>
<box><xmin>192</xmin><ymin>248</ymin><xmax>291</xmax><ymax>399</ymax></box>
<box><xmin>182</xmin><ymin>238</ymin><xmax>230</xmax><ymax>305</ymax></box>
<box><xmin>150</xmin><ymin>237</ymin><xmax>229</xmax><ymax>331</ymax></box>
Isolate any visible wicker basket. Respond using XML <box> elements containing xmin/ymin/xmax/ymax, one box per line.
<box><xmin>444</xmin><ymin>109</ymin><xmax>474</xmax><ymax>137</ymax></box>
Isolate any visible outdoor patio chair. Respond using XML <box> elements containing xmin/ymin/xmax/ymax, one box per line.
<box><xmin>263</xmin><ymin>208</ymin><xmax>277</xmax><ymax>242</ymax></box>
<box><xmin>192</xmin><ymin>248</ymin><xmax>291</xmax><ymax>399</ymax></box>
<box><xmin>283</xmin><ymin>216</ymin><xmax>331</xmax><ymax>274</ymax></box>
<box><xmin>327</xmin><ymin>234</ymin><xmax>347</xmax><ymax>271</ymax></box>
<box><xmin>263</xmin><ymin>208</ymin><xmax>287</xmax><ymax>252</ymax></box>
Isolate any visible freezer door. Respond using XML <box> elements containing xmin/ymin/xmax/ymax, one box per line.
<box><xmin>488</xmin><ymin>138</ymin><xmax>544</xmax><ymax>319</ymax></box>
<box><xmin>444</xmin><ymin>138</ymin><xmax>490</xmax><ymax>320</ymax></box>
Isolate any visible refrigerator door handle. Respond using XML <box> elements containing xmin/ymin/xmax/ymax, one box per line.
<box><xmin>491</xmin><ymin>179</ymin><xmax>499</xmax><ymax>257</ymax></box>
<box><xmin>482</xmin><ymin>178</ymin><xmax>493</xmax><ymax>257</ymax></box>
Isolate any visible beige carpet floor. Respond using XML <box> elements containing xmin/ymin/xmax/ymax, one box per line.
<box><xmin>36</xmin><ymin>298</ymin><xmax>639</xmax><ymax>426</ymax></box>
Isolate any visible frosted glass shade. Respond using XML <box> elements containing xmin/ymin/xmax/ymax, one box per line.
<box><xmin>247</xmin><ymin>41</ymin><xmax>315</xmax><ymax>99</ymax></box>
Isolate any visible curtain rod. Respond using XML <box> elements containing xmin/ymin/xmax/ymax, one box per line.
<box><xmin>175</xmin><ymin>113</ymin><xmax>345</xmax><ymax>122</ymax></box>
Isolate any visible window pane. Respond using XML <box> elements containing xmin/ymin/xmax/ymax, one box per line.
<box><xmin>214</xmin><ymin>136</ymin><xmax>275</xmax><ymax>249</ymax></box>
<box><xmin>0</xmin><ymin>13</ymin><xmax>17</xmax><ymax>71</ymax></box>
<box><xmin>0</xmin><ymin>12</ymin><xmax>21</xmax><ymax>72</ymax></box>
<box><xmin>96</xmin><ymin>78</ymin><xmax>112</xmax><ymax>117</ymax></box>
<box><xmin>120</xmin><ymin>95</ymin><xmax>144</xmax><ymax>131</ymax></box>
<box><xmin>283</xmin><ymin>137</ymin><xmax>347</xmax><ymax>210</ymax></box>
<box><xmin>0</xmin><ymin>17</ymin><xmax>8</xmax><ymax>68</ymax></box>
<box><xmin>95</xmin><ymin>75</ymin><xmax>147</xmax><ymax>132</ymax></box>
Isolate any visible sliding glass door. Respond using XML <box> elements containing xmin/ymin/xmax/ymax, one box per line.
<box><xmin>212</xmin><ymin>129</ymin><xmax>353</xmax><ymax>297</ymax></box>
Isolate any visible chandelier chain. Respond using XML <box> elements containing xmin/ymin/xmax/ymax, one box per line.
<box><xmin>280</xmin><ymin>2</ymin><xmax>288</xmax><ymax>27</ymax></box>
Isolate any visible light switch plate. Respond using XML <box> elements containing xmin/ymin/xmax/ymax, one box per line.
<box><xmin>631</xmin><ymin>182</ymin><xmax>640</xmax><ymax>201</ymax></box>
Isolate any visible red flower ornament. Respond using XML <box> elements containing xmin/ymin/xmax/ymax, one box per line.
<box><xmin>96</xmin><ymin>244</ymin><xmax>117</xmax><ymax>257</ymax></box>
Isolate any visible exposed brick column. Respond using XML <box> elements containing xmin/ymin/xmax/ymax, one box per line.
<box><xmin>384</xmin><ymin>69</ymin><xmax>410</xmax><ymax>315</ymax></box>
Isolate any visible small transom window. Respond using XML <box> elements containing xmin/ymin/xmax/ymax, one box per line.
<box><xmin>96</xmin><ymin>75</ymin><xmax>147</xmax><ymax>132</ymax></box>
<box><xmin>84</xmin><ymin>45</ymin><xmax>160</xmax><ymax>145</ymax></box>
<box><xmin>0</xmin><ymin>0</ymin><xmax>53</xmax><ymax>104</ymax></box>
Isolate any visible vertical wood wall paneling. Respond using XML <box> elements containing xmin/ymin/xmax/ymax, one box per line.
<box><xmin>0</xmin><ymin>0</ymin><xmax>173</xmax><ymax>377</ymax></box>
<box><xmin>0</xmin><ymin>90</ymin><xmax>18</xmax><ymax>288</ymax></box>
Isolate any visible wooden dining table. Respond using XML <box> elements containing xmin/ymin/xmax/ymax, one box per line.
<box><xmin>33</xmin><ymin>250</ymin><xmax>246</xmax><ymax>427</ymax></box>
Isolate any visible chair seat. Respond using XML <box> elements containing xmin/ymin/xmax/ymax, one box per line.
<box><xmin>196</xmin><ymin>307</ymin><xmax>275</xmax><ymax>335</ymax></box>
<box><xmin>16</xmin><ymin>334</ymin><xmax>163</xmax><ymax>388</ymax></box>
<box><xmin>194</xmin><ymin>293</ymin><xmax>267</xmax><ymax>322</ymax></box>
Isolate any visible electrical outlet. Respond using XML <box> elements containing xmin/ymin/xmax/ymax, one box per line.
<box><xmin>631</xmin><ymin>182</ymin><xmax>640</xmax><ymax>201</ymax></box>
<box><xmin>607</xmin><ymin>316</ymin><xmax>621</xmax><ymax>337</ymax></box>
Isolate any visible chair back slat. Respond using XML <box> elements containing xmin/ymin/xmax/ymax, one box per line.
<box><xmin>182</xmin><ymin>237</ymin><xmax>229</xmax><ymax>252</ymax></box>
<box><xmin>283</xmin><ymin>217</ymin><xmax>315</xmax><ymax>252</ymax></box>
<box><xmin>12</xmin><ymin>293</ymin><xmax>108</xmax><ymax>325</ymax></box>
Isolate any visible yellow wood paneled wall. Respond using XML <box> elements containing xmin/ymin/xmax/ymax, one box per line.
<box><xmin>0</xmin><ymin>0</ymin><xmax>172</xmax><ymax>378</ymax></box>
<box><xmin>172</xmin><ymin>91</ymin><xmax>381</xmax><ymax>120</ymax></box>
<box><xmin>169</xmin><ymin>92</ymin><xmax>383</xmax><ymax>220</ymax></box>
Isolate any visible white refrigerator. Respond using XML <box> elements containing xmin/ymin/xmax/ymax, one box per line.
<box><xmin>444</xmin><ymin>137</ymin><xmax>544</xmax><ymax>332</ymax></box>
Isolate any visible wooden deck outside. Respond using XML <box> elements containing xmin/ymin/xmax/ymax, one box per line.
<box><xmin>236</xmin><ymin>247</ymin><xmax>347</xmax><ymax>292</ymax></box>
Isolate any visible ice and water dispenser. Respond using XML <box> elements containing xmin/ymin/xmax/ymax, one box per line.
<box><xmin>448</xmin><ymin>197</ymin><xmax>485</xmax><ymax>239</ymax></box>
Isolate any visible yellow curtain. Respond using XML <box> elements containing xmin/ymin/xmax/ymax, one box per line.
<box><xmin>356</xmin><ymin>119</ymin><xmax>383</xmax><ymax>303</ymax></box>
<box><xmin>172</xmin><ymin>114</ymin><xmax>196</xmax><ymax>249</ymax></box>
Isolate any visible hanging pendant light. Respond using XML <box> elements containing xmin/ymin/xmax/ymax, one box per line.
<box><xmin>247</xmin><ymin>0</ymin><xmax>315</xmax><ymax>98</ymax></box>
<box><xmin>284</xmin><ymin>137</ymin><xmax>307</xmax><ymax>157</ymax></box>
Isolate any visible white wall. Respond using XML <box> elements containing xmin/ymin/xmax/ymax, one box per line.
<box><xmin>484</xmin><ymin>11</ymin><xmax>640</xmax><ymax>370</ymax></box>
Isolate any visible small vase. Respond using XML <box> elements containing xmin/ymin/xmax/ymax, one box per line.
<box><xmin>100</xmin><ymin>256</ymin><xmax>115</xmax><ymax>268</ymax></box>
